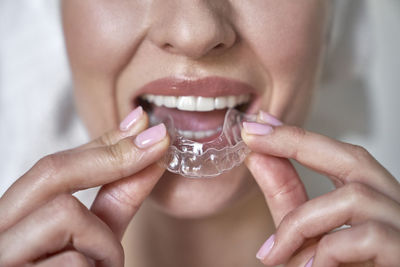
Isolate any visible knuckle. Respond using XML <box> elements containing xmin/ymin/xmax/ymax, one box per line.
<box><xmin>351</xmin><ymin>145</ymin><xmax>371</xmax><ymax>161</ymax></box>
<box><xmin>97</xmin><ymin>131</ymin><xmax>115</xmax><ymax>147</ymax></box>
<box><xmin>51</xmin><ymin>194</ymin><xmax>86</xmax><ymax>222</ymax></box>
<box><xmin>287</xmin><ymin>126</ymin><xmax>307</xmax><ymax>159</ymax></box>
<box><xmin>35</xmin><ymin>153</ymin><xmax>63</xmax><ymax>178</ymax></box>
<box><xmin>266</xmin><ymin>175</ymin><xmax>304</xmax><ymax>200</ymax></box>
<box><xmin>337</xmin><ymin>144</ymin><xmax>374</xmax><ymax>181</ymax></box>
<box><xmin>363</xmin><ymin>221</ymin><xmax>388</xmax><ymax>245</ymax></box>
<box><xmin>61</xmin><ymin>251</ymin><xmax>91</xmax><ymax>267</ymax></box>
<box><xmin>346</xmin><ymin>144</ymin><xmax>372</xmax><ymax>168</ymax></box>
<box><xmin>107</xmin><ymin>140</ymin><xmax>140</xmax><ymax>175</ymax></box>
<box><xmin>318</xmin><ymin>234</ymin><xmax>334</xmax><ymax>254</ymax></box>
<box><xmin>102</xmin><ymin>186</ymin><xmax>141</xmax><ymax>214</ymax></box>
<box><xmin>315</xmin><ymin>234</ymin><xmax>341</xmax><ymax>264</ymax></box>
<box><xmin>108</xmin><ymin>142</ymin><xmax>130</xmax><ymax>166</ymax></box>
<box><xmin>280</xmin><ymin>209</ymin><xmax>302</xmax><ymax>236</ymax></box>
<box><xmin>344</xmin><ymin>183</ymin><xmax>373</xmax><ymax>206</ymax></box>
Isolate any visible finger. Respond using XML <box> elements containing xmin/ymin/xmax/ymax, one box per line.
<box><xmin>242</xmin><ymin>123</ymin><xmax>400</xmax><ymax>203</ymax></box>
<box><xmin>0</xmin><ymin>195</ymin><xmax>123</xmax><ymax>267</ymax></box>
<box><xmin>76</xmin><ymin>106</ymin><xmax>148</xmax><ymax>151</ymax></box>
<box><xmin>91</xmin><ymin>163</ymin><xmax>165</xmax><ymax>240</ymax></box>
<box><xmin>312</xmin><ymin>221</ymin><xmax>400</xmax><ymax>267</ymax></box>
<box><xmin>245</xmin><ymin>152</ymin><xmax>308</xmax><ymax>225</ymax></box>
<box><xmin>33</xmin><ymin>251</ymin><xmax>92</xmax><ymax>267</ymax></box>
<box><xmin>0</xmin><ymin>124</ymin><xmax>169</xmax><ymax>231</ymax></box>
<box><xmin>259</xmin><ymin>183</ymin><xmax>400</xmax><ymax>266</ymax></box>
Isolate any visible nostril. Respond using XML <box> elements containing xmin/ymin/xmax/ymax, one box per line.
<box><xmin>161</xmin><ymin>40</ymin><xmax>227</xmax><ymax>58</ymax></box>
<box><xmin>214</xmin><ymin>43</ymin><xmax>225</xmax><ymax>50</ymax></box>
<box><xmin>163</xmin><ymin>43</ymin><xmax>174</xmax><ymax>52</ymax></box>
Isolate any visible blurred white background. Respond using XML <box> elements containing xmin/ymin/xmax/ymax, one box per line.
<box><xmin>0</xmin><ymin>0</ymin><xmax>399</xmax><ymax>203</ymax></box>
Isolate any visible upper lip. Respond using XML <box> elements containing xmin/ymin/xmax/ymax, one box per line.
<box><xmin>133</xmin><ymin>76</ymin><xmax>258</xmax><ymax>99</ymax></box>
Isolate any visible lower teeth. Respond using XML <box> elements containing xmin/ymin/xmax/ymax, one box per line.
<box><xmin>177</xmin><ymin>127</ymin><xmax>222</xmax><ymax>139</ymax></box>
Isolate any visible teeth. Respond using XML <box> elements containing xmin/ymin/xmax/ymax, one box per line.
<box><xmin>227</xmin><ymin>96</ymin><xmax>236</xmax><ymax>108</ymax></box>
<box><xmin>146</xmin><ymin>94</ymin><xmax>155</xmax><ymax>102</ymax></box>
<box><xmin>141</xmin><ymin>94</ymin><xmax>250</xmax><ymax>111</ymax></box>
<box><xmin>180</xmin><ymin>130</ymin><xmax>193</xmax><ymax>139</ymax></box>
<box><xmin>154</xmin><ymin>95</ymin><xmax>164</xmax><ymax>106</ymax></box>
<box><xmin>177</xmin><ymin>127</ymin><xmax>222</xmax><ymax>140</ymax></box>
<box><xmin>163</xmin><ymin>96</ymin><xmax>177</xmax><ymax>108</ymax></box>
<box><xmin>177</xmin><ymin>96</ymin><xmax>196</xmax><ymax>111</ymax></box>
<box><xmin>196</xmin><ymin>97</ymin><xmax>214</xmax><ymax>111</ymax></box>
<box><xmin>214</xmin><ymin>96</ymin><xmax>227</xmax><ymax>109</ymax></box>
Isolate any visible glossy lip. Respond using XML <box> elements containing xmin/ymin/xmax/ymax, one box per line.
<box><xmin>132</xmin><ymin>76</ymin><xmax>262</xmax><ymax>114</ymax></box>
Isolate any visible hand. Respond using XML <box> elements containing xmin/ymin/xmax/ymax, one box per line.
<box><xmin>0</xmin><ymin>109</ymin><xmax>169</xmax><ymax>267</ymax></box>
<box><xmin>242</xmin><ymin>111</ymin><xmax>400</xmax><ymax>267</ymax></box>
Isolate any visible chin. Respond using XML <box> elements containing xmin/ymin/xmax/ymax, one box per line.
<box><xmin>147</xmin><ymin>164</ymin><xmax>257</xmax><ymax>219</ymax></box>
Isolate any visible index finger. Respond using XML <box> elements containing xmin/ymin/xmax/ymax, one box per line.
<box><xmin>242</xmin><ymin>123</ymin><xmax>400</xmax><ymax>203</ymax></box>
<box><xmin>0</xmin><ymin>124</ymin><xmax>169</xmax><ymax>232</ymax></box>
<box><xmin>76</xmin><ymin>106</ymin><xmax>149</xmax><ymax>151</ymax></box>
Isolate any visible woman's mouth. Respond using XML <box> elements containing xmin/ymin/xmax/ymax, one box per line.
<box><xmin>133</xmin><ymin>76</ymin><xmax>259</xmax><ymax>141</ymax></box>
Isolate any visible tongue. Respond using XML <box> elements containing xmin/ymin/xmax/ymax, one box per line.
<box><xmin>151</xmin><ymin>106</ymin><xmax>226</xmax><ymax>131</ymax></box>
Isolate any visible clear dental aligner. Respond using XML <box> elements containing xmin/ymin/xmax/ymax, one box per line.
<box><xmin>149</xmin><ymin>109</ymin><xmax>256</xmax><ymax>178</ymax></box>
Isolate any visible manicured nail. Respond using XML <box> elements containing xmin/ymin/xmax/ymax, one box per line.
<box><xmin>304</xmin><ymin>256</ymin><xmax>314</xmax><ymax>267</ymax></box>
<box><xmin>259</xmin><ymin>110</ymin><xmax>283</xmax><ymax>126</ymax></box>
<box><xmin>120</xmin><ymin>106</ymin><xmax>143</xmax><ymax>131</ymax></box>
<box><xmin>243</xmin><ymin>122</ymin><xmax>273</xmax><ymax>135</ymax></box>
<box><xmin>256</xmin><ymin>234</ymin><xmax>275</xmax><ymax>260</ymax></box>
<box><xmin>134</xmin><ymin>123</ymin><xmax>166</xmax><ymax>149</ymax></box>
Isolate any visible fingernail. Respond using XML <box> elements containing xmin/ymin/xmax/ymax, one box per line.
<box><xmin>256</xmin><ymin>234</ymin><xmax>275</xmax><ymax>260</ymax></box>
<box><xmin>304</xmin><ymin>256</ymin><xmax>314</xmax><ymax>267</ymax></box>
<box><xmin>134</xmin><ymin>123</ymin><xmax>166</xmax><ymax>149</ymax></box>
<box><xmin>120</xmin><ymin>106</ymin><xmax>143</xmax><ymax>131</ymax></box>
<box><xmin>243</xmin><ymin>122</ymin><xmax>273</xmax><ymax>135</ymax></box>
<box><xmin>259</xmin><ymin>110</ymin><xmax>283</xmax><ymax>126</ymax></box>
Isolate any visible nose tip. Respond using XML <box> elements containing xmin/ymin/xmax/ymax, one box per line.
<box><xmin>161</xmin><ymin>26</ymin><xmax>235</xmax><ymax>59</ymax></box>
<box><xmin>148</xmin><ymin>3</ymin><xmax>236</xmax><ymax>59</ymax></box>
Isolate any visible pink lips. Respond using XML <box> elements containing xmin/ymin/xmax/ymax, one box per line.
<box><xmin>134</xmin><ymin>76</ymin><xmax>259</xmax><ymax>99</ymax></box>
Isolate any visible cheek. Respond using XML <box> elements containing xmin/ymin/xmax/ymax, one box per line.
<box><xmin>62</xmin><ymin>0</ymin><xmax>148</xmax><ymax>137</ymax></box>
<box><xmin>238</xmin><ymin>1</ymin><xmax>327</xmax><ymax>73</ymax></box>
<box><xmin>234</xmin><ymin>1</ymin><xmax>328</xmax><ymax>123</ymax></box>
<box><xmin>62</xmin><ymin>0</ymin><xmax>147</xmax><ymax>75</ymax></box>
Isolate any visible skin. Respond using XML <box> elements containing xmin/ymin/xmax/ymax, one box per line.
<box><xmin>0</xmin><ymin>1</ymin><xmax>399</xmax><ymax>267</ymax></box>
<box><xmin>62</xmin><ymin>0</ymin><xmax>326</xmax><ymax>218</ymax></box>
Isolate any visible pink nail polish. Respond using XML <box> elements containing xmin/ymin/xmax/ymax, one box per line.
<box><xmin>259</xmin><ymin>110</ymin><xmax>283</xmax><ymax>126</ymax></box>
<box><xmin>134</xmin><ymin>123</ymin><xmax>166</xmax><ymax>149</ymax></box>
<box><xmin>304</xmin><ymin>256</ymin><xmax>314</xmax><ymax>267</ymax></box>
<box><xmin>256</xmin><ymin>234</ymin><xmax>275</xmax><ymax>260</ymax></box>
<box><xmin>243</xmin><ymin>122</ymin><xmax>273</xmax><ymax>135</ymax></box>
<box><xmin>120</xmin><ymin>106</ymin><xmax>143</xmax><ymax>131</ymax></box>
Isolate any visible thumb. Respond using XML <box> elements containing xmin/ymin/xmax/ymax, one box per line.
<box><xmin>245</xmin><ymin>152</ymin><xmax>308</xmax><ymax>226</ymax></box>
<box><xmin>90</xmin><ymin>163</ymin><xmax>165</xmax><ymax>240</ymax></box>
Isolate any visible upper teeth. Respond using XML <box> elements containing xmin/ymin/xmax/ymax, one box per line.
<box><xmin>141</xmin><ymin>94</ymin><xmax>250</xmax><ymax>111</ymax></box>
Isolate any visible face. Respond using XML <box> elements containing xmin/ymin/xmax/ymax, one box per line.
<box><xmin>62</xmin><ymin>0</ymin><xmax>330</xmax><ymax>218</ymax></box>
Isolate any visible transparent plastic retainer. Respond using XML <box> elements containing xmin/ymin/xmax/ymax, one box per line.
<box><xmin>149</xmin><ymin>109</ymin><xmax>256</xmax><ymax>178</ymax></box>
